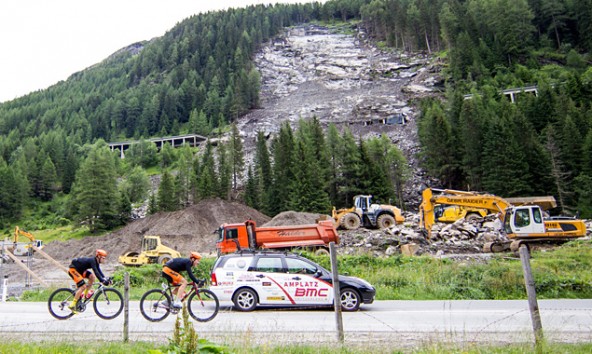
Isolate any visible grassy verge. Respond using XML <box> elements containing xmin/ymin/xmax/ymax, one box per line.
<box><xmin>1</xmin><ymin>340</ymin><xmax>591</xmax><ymax>354</ymax></box>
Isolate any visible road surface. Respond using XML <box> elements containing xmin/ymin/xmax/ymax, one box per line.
<box><xmin>1</xmin><ymin>300</ymin><xmax>591</xmax><ymax>348</ymax></box>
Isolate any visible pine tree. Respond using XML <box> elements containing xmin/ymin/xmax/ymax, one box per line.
<box><xmin>339</xmin><ymin>128</ymin><xmax>362</xmax><ymax>206</ymax></box>
<box><xmin>217</xmin><ymin>143</ymin><xmax>232</xmax><ymax>200</ymax></box>
<box><xmin>288</xmin><ymin>121</ymin><xmax>331</xmax><ymax>213</ymax></box>
<box><xmin>269</xmin><ymin>122</ymin><xmax>295</xmax><ymax>215</ymax></box>
<box><xmin>39</xmin><ymin>156</ymin><xmax>58</xmax><ymax>201</ymax></box>
<box><xmin>124</xmin><ymin>166</ymin><xmax>151</xmax><ymax>204</ymax></box>
<box><xmin>117</xmin><ymin>190</ymin><xmax>132</xmax><ymax>225</ymax></box>
<box><xmin>148</xmin><ymin>192</ymin><xmax>158</xmax><ymax>215</ymax></box>
<box><xmin>254</xmin><ymin>131</ymin><xmax>273</xmax><ymax>214</ymax></box>
<box><xmin>158</xmin><ymin>169</ymin><xmax>178</xmax><ymax>212</ymax></box>
<box><xmin>197</xmin><ymin>141</ymin><xmax>218</xmax><ymax>200</ymax></box>
<box><xmin>70</xmin><ymin>142</ymin><xmax>119</xmax><ymax>233</ymax></box>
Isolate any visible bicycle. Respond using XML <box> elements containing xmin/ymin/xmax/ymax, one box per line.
<box><xmin>48</xmin><ymin>278</ymin><xmax>123</xmax><ymax>320</ymax></box>
<box><xmin>139</xmin><ymin>281</ymin><xmax>219</xmax><ymax>322</ymax></box>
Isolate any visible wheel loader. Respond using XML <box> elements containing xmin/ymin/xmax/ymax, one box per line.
<box><xmin>332</xmin><ymin>195</ymin><xmax>405</xmax><ymax>230</ymax></box>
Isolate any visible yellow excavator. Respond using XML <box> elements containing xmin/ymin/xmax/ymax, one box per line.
<box><xmin>419</xmin><ymin>188</ymin><xmax>587</xmax><ymax>252</ymax></box>
<box><xmin>0</xmin><ymin>226</ymin><xmax>44</xmax><ymax>256</ymax></box>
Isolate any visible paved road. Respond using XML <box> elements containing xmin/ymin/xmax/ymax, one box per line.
<box><xmin>1</xmin><ymin>300</ymin><xmax>591</xmax><ymax>348</ymax></box>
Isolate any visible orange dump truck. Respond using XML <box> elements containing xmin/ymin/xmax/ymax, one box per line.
<box><xmin>216</xmin><ymin>219</ymin><xmax>339</xmax><ymax>255</ymax></box>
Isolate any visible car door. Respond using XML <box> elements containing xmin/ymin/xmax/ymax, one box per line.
<box><xmin>280</xmin><ymin>257</ymin><xmax>333</xmax><ymax>305</ymax></box>
<box><xmin>251</xmin><ymin>255</ymin><xmax>292</xmax><ymax>306</ymax></box>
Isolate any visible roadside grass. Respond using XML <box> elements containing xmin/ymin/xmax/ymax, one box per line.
<box><xmin>1</xmin><ymin>340</ymin><xmax>591</xmax><ymax>353</ymax></box>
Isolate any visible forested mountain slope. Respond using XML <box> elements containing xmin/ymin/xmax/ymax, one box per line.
<box><xmin>1</xmin><ymin>0</ymin><xmax>592</xmax><ymax>234</ymax></box>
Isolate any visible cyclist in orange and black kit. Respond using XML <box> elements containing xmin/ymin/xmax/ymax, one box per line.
<box><xmin>67</xmin><ymin>249</ymin><xmax>112</xmax><ymax>313</ymax></box>
<box><xmin>162</xmin><ymin>252</ymin><xmax>203</xmax><ymax>309</ymax></box>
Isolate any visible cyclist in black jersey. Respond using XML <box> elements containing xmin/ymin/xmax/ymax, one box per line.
<box><xmin>162</xmin><ymin>252</ymin><xmax>202</xmax><ymax>308</ymax></box>
<box><xmin>67</xmin><ymin>249</ymin><xmax>111</xmax><ymax>313</ymax></box>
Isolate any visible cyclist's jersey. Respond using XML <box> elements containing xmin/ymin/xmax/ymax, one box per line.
<box><xmin>164</xmin><ymin>258</ymin><xmax>200</xmax><ymax>283</ymax></box>
<box><xmin>69</xmin><ymin>257</ymin><xmax>107</xmax><ymax>283</ymax></box>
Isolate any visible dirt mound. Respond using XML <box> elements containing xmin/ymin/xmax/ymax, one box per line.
<box><xmin>43</xmin><ymin>198</ymin><xmax>271</xmax><ymax>262</ymax></box>
<box><xmin>262</xmin><ymin>211</ymin><xmax>332</xmax><ymax>226</ymax></box>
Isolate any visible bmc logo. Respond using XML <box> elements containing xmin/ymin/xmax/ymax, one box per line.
<box><xmin>295</xmin><ymin>288</ymin><xmax>329</xmax><ymax>297</ymax></box>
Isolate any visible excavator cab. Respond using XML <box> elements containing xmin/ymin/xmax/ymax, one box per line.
<box><xmin>504</xmin><ymin>206</ymin><xmax>546</xmax><ymax>235</ymax></box>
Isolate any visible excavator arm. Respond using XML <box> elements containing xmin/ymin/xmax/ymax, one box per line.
<box><xmin>14</xmin><ymin>226</ymin><xmax>36</xmax><ymax>243</ymax></box>
<box><xmin>419</xmin><ymin>188</ymin><xmax>511</xmax><ymax>238</ymax></box>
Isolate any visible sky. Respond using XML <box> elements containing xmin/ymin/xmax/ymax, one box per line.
<box><xmin>0</xmin><ymin>0</ymin><xmax>316</xmax><ymax>103</ymax></box>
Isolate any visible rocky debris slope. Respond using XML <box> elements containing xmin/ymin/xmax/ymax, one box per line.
<box><xmin>235</xmin><ymin>24</ymin><xmax>443</xmax><ymax>206</ymax></box>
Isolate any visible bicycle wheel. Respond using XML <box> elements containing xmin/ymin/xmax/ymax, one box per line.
<box><xmin>187</xmin><ymin>289</ymin><xmax>219</xmax><ymax>322</ymax></box>
<box><xmin>140</xmin><ymin>289</ymin><xmax>172</xmax><ymax>322</ymax></box>
<box><xmin>93</xmin><ymin>288</ymin><xmax>124</xmax><ymax>320</ymax></box>
<box><xmin>48</xmin><ymin>288</ymin><xmax>76</xmax><ymax>320</ymax></box>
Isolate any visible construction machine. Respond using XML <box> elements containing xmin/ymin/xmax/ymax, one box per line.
<box><xmin>424</xmin><ymin>189</ymin><xmax>558</xmax><ymax>225</ymax></box>
<box><xmin>332</xmin><ymin>195</ymin><xmax>405</xmax><ymax>230</ymax></box>
<box><xmin>0</xmin><ymin>226</ymin><xmax>44</xmax><ymax>257</ymax></box>
<box><xmin>419</xmin><ymin>188</ymin><xmax>587</xmax><ymax>251</ymax></box>
<box><xmin>118</xmin><ymin>235</ymin><xmax>181</xmax><ymax>266</ymax></box>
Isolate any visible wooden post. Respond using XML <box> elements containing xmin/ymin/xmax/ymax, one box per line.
<box><xmin>3</xmin><ymin>249</ymin><xmax>48</xmax><ymax>287</ymax></box>
<box><xmin>329</xmin><ymin>242</ymin><xmax>344</xmax><ymax>343</ymax></box>
<box><xmin>32</xmin><ymin>246</ymin><xmax>69</xmax><ymax>273</ymax></box>
<box><xmin>123</xmin><ymin>272</ymin><xmax>130</xmax><ymax>342</ymax></box>
<box><xmin>519</xmin><ymin>245</ymin><xmax>544</xmax><ymax>349</ymax></box>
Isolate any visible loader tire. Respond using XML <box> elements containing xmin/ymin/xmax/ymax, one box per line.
<box><xmin>377</xmin><ymin>214</ymin><xmax>396</xmax><ymax>229</ymax></box>
<box><xmin>340</xmin><ymin>213</ymin><xmax>361</xmax><ymax>230</ymax></box>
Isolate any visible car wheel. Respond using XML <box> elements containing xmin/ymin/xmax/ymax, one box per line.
<box><xmin>340</xmin><ymin>288</ymin><xmax>361</xmax><ymax>311</ymax></box>
<box><xmin>233</xmin><ymin>288</ymin><xmax>258</xmax><ymax>312</ymax></box>
<box><xmin>340</xmin><ymin>213</ymin><xmax>360</xmax><ymax>230</ymax></box>
<box><xmin>376</xmin><ymin>214</ymin><xmax>396</xmax><ymax>229</ymax></box>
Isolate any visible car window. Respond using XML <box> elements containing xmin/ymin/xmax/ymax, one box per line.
<box><xmin>218</xmin><ymin>256</ymin><xmax>251</xmax><ymax>270</ymax></box>
<box><xmin>286</xmin><ymin>258</ymin><xmax>318</xmax><ymax>274</ymax></box>
<box><xmin>254</xmin><ymin>257</ymin><xmax>283</xmax><ymax>272</ymax></box>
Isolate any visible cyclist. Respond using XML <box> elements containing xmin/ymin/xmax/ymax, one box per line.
<box><xmin>162</xmin><ymin>252</ymin><xmax>203</xmax><ymax>309</ymax></box>
<box><xmin>67</xmin><ymin>249</ymin><xmax>112</xmax><ymax>313</ymax></box>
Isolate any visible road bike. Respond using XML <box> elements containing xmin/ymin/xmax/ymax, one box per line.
<box><xmin>48</xmin><ymin>279</ymin><xmax>123</xmax><ymax>320</ymax></box>
<box><xmin>140</xmin><ymin>281</ymin><xmax>219</xmax><ymax>322</ymax></box>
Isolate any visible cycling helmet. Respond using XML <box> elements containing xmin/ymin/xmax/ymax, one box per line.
<box><xmin>190</xmin><ymin>252</ymin><xmax>202</xmax><ymax>260</ymax></box>
<box><xmin>96</xmin><ymin>249</ymin><xmax>108</xmax><ymax>257</ymax></box>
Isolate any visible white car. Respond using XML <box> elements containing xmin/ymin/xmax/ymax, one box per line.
<box><xmin>209</xmin><ymin>252</ymin><xmax>375</xmax><ymax>311</ymax></box>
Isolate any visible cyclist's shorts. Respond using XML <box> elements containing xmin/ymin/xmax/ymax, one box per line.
<box><xmin>162</xmin><ymin>266</ymin><xmax>184</xmax><ymax>286</ymax></box>
<box><xmin>68</xmin><ymin>268</ymin><xmax>92</xmax><ymax>288</ymax></box>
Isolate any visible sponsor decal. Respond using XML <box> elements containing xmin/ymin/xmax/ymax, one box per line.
<box><xmin>283</xmin><ymin>281</ymin><xmax>319</xmax><ymax>288</ymax></box>
<box><xmin>266</xmin><ymin>296</ymin><xmax>285</xmax><ymax>301</ymax></box>
<box><xmin>294</xmin><ymin>288</ymin><xmax>329</xmax><ymax>297</ymax></box>
<box><xmin>226</xmin><ymin>272</ymin><xmax>234</xmax><ymax>276</ymax></box>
